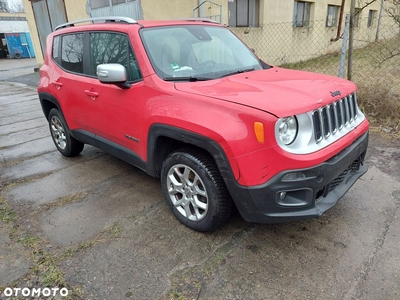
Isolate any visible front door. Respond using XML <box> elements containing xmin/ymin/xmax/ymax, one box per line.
<box><xmin>83</xmin><ymin>31</ymin><xmax>146</xmax><ymax>158</ymax></box>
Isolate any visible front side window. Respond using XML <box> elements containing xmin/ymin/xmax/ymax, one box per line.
<box><xmin>89</xmin><ymin>32</ymin><xmax>141</xmax><ymax>81</ymax></box>
<box><xmin>326</xmin><ymin>5</ymin><xmax>340</xmax><ymax>27</ymax></box>
<box><xmin>293</xmin><ymin>1</ymin><xmax>311</xmax><ymax>27</ymax></box>
<box><xmin>228</xmin><ymin>0</ymin><xmax>260</xmax><ymax>27</ymax></box>
<box><xmin>140</xmin><ymin>25</ymin><xmax>264</xmax><ymax>81</ymax></box>
<box><xmin>61</xmin><ymin>33</ymin><xmax>84</xmax><ymax>73</ymax></box>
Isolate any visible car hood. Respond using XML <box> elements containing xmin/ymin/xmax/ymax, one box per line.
<box><xmin>174</xmin><ymin>67</ymin><xmax>357</xmax><ymax>117</ymax></box>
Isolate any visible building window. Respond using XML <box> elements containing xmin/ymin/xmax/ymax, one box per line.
<box><xmin>228</xmin><ymin>0</ymin><xmax>260</xmax><ymax>27</ymax></box>
<box><xmin>293</xmin><ymin>1</ymin><xmax>311</xmax><ymax>27</ymax></box>
<box><xmin>326</xmin><ymin>5</ymin><xmax>340</xmax><ymax>27</ymax></box>
<box><xmin>354</xmin><ymin>8</ymin><xmax>362</xmax><ymax>27</ymax></box>
<box><xmin>368</xmin><ymin>10</ymin><xmax>377</xmax><ymax>27</ymax></box>
<box><xmin>90</xmin><ymin>0</ymin><xmax>134</xmax><ymax>9</ymax></box>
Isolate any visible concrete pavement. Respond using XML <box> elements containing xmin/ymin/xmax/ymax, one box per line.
<box><xmin>0</xmin><ymin>58</ymin><xmax>39</xmax><ymax>85</ymax></box>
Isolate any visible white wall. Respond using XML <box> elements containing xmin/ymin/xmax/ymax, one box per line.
<box><xmin>0</xmin><ymin>20</ymin><xmax>29</xmax><ymax>33</ymax></box>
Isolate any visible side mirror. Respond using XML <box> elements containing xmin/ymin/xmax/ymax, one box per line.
<box><xmin>97</xmin><ymin>64</ymin><xmax>131</xmax><ymax>88</ymax></box>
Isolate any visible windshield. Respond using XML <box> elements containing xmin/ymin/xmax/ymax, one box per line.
<box><xmin>140</xmin><ymin>25</ymin><xmax>265</xmax><ymax>81</ymax></box>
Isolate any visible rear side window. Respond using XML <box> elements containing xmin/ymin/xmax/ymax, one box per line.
<box><xmin>61</xmin><ymin>33</ymin><xmax>84</xmax><ymax>74</ymax></box>
<box><xmin>89</xmin><ymin>32</ymin><xmax>141</xmax><ymax>82</ymax></box>
<box><xmin>52</xmin><ymin>36</ymin><xmax>60</xmax><ymax>60</ymax></box>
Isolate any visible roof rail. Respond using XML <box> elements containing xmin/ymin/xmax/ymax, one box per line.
<box><xmin>55</xmin><ymin>16</ymin><xmax>137</xmax><ymax>31</ymax></box>
<box><xmin>176</xmin><ymin>18</ymin><xmax>218</xmax><ymax>24</ymax></box>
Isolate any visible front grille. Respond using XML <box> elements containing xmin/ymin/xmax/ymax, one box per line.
<box><xmin>312</xmin><ymin>93</ymin><xmax>358</xmax><ymax>143</ymax></box>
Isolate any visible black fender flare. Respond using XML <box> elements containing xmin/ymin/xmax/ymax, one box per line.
<box><xmin>38</xmin><ymin>92</ymin><xmax>62</xmax><ymax>121</ymax></box>
<box><xmin>146</xmin><ymin>124</ymin><xmax>236</xmax><ymax>182</ymax></box>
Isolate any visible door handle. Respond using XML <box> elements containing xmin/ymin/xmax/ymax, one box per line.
<box><xmin>84</xmin><ymin>90</ymin><xmax>99</xmax><ymax>99</ymax></box>
<box><xmin>52</xmin><ymin>81</ymin><xmax>63</xmax><ymax>89</ymax></box>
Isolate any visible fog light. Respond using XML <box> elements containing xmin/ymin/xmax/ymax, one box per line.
<box><xmin>276</xmin><ymin>189</ymin><xmax>313</xmax><ymax>207</ymax></box>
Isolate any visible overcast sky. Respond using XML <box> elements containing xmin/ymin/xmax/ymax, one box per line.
<box><xmin>6</xmin><ymin>0</ymin><xmax>22</xmax><ymax>5</ymax></box>
<box><xmin>4</xmin><ymin>0</ymin><xmax>23</xmax><ymax>12</ymax></box>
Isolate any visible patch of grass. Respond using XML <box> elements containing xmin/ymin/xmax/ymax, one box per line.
<box><xmin>2</xmin><ymin>172</ymin><xmax>54</xmax><ymax>191</ymax></box>
<box><xmin>104</xmin><ymin>222</ymin><xmax>123</xmax><ymax>238</ymax></box>
<box><xmin>0</xmin><ymin>196</ymin><xmax>16</xmax><ymax>223</ymax></box>
<box><xmin>357</xmin><ymin>81</ymin><xmax>400</xmax><ymax>137</ymax></box>
<box><xmin>165</xmin><ymin>250</ymin><xmax>226</xmax><ymax>300</ymax></box>
<box><xmin>60</xmin><ymin>240</ymin><xmax>95</xmax><ymax>260</ymax></box>
<box><xmin>128</xmin><ymin>214</ymin><xmax>139</xmax><ymax>222</ymax></box>
<box><xmin>203</xmin><ymin>252</ymin><xmax>225</xmax><ymax>277</ymax></box>
<box><xmin>60</xmin><ymin>222</ymin><xmax>122</xmax><ymax>260</ymax></box>
<box><xmin>16</xmin><ymin>234</ymin><xmax>70</xmax><ymax>292</ymax></box>
<box><xmin>18</xmin><ymin>235</ymin><xmax>40</xmax><ymax>247</ymax></box>
<box><xmin>168</xmin><ymin>285</ymin><xmax>187</xmax><ymax>300</ymax></box>
<box><xmin>280</xmin><ymin>51</ymin><xmax>340</xmax><ymax>73</ymax></box>
<box><xmin>31</xmin><ymin>249</ymin><xmax>67</xmax><ymax>286</ymax></box>
<box><xmin>163</xmin><ymin>229</ymin><xmax>251</xmax><ymax>300</ymax></box>
<box><xmin>45</xmin><ymin>192</ymin><xmax>88</xmax><ymax>209</ymax></box>
<box><xmin>2</xmin><ymin>181</ymin><xmax>20</xmax><ymax>190</ymax></box>
<box><xmin>166</xmin><ymin>281</ymin><xmax>201</xmax><ymax>300</ymax></box>
<box><xmin>13</xmin><ymin>222</ymin><xmax>123</xmax><ymax>299</ymax></box>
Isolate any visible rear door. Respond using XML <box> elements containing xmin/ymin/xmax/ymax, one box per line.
<box><xmin>52</xmin><ymin>32</ymin><xmax>93</xmax><ymax>132</ymax></box>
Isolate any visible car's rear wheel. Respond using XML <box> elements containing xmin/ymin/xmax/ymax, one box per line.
<box><xmin>48</xmin><ymin>108</ymin><xmax>84</xmax><ymax>157</ymax></box>
<box><xmin>161</xmin><ymin>148</ymin><xmax>232</xmax><ymax>232</ymax></box>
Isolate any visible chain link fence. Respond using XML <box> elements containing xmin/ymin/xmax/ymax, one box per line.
<box><xmin>231</xmin><ymin>15</ymin><xmax>400</xmax><ymax>131</ymax></box>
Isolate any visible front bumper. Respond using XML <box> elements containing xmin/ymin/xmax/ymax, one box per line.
<box><xmin>226</xmin><ymin>131</ymin><xmax>369</xmax><ymax>223</ymax></box>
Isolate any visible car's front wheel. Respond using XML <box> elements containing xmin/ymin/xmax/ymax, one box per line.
<box><xmin>161</xmin><ymin>149</ymin><xmax>232</xmax><ymax>232</ymax></box>
<box><xmin>48</xmin><ymin>108</ymin><xmax>84</xmax><ymax>157</ymax></box>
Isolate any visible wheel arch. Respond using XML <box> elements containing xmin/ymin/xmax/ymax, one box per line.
<box><xmin>146</xmin><ymin>124</ymin><xmax>238</xmax><ymax>182</ymax></box>
<box><xmin>38</xmin><ymin>92</ymin><xmax>62</xmax><ymax>121</ymax></box>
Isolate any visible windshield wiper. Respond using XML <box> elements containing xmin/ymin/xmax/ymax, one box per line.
<box><xmin>163</xmin><ymin>76</ymin><xmax>211</xmax><ymax>82</ymax></box>
<box><xmin>220</xmin><ymin>68</ymin><xmax>255</xmax><ymax>78</ymax></box>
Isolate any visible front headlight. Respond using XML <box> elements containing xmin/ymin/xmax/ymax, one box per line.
<box><xmin>277</xmin><ymin>116</ymin><xmax>298</xmax><ymax>145</ymax></box>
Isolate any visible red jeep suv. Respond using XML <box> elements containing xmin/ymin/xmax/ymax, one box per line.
<box><xmin>38</xmin><ymin>17</ymin><xmax>369</xmax><ymax>232</ymax></box>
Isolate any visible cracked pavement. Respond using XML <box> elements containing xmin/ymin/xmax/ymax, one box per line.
<box><xmin>0</xmin><ymin>71</ymin><xmax>400</xmax><ymax>299</ymax></box>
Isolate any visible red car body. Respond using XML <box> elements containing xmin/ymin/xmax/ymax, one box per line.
<box><xmin>38</xmin><ymin>18</ymin><xmax>369</xmax><ymax>230</ymax></box>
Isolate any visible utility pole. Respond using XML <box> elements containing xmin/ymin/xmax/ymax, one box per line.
<box><xmin>348</xmin><ymin>0</ymin><xmax>356</xmax><ymax>80</ymax></box>
<box><xmin>376</xmin><ymin>0</ymin><xmax>386</xmax><ymax>41</ymax></box>
<box><xmin>339</xmin><ymin>14</ymin><xmax>351</xmax><ymax>78</ymax></box>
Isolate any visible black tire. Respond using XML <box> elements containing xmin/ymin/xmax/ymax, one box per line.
<box><xmin>48</xmin><ymin>108</ymin><xmax>84</xmax><ymax>157</ymax></box>
<box><xmin>161</xmin><ymin>148</ymin><xmax>232</xmax><ymax>232</ymax></box>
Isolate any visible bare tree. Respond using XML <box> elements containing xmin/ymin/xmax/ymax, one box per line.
<box><xmin>374</xmin><ymin>0</ymin><xmax>400</xmax><ymax>66</ymax></box>
<box><xmin>356</xmin><ymin>0</ymin><xmax>379</xmax><ymax>12</ymax></box>
<box><xmin>386</xmin><ymin>0</ymin><xmax>400</xmax><ymax>26</ymax></box>
<box><xmin>1</xmin><ymin>0</ymin><xmax>24</xmax><ymax>13</ymax></box>
<box><xmin>358</xmin><ymin>0</ymin><xmax>400</xmax><ymax>27</ymax></box>
<box><xmin>0</xmin><ymin>0</ymin><xmax>8</xmax><ymax>12</ymax></box>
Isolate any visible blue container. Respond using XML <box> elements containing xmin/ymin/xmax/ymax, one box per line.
<box><xmin>5</xmin><ymin>32</ymin><xmax>35</xmax><ymax>59</ymax></box>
